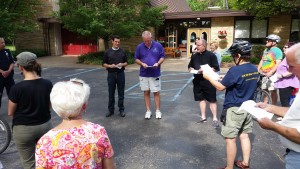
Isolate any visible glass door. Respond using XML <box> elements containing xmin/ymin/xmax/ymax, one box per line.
<box><xmin>187</xmin><ymin>28</ymin><xmax>210</xmax><ymax>57</ymax></box>
<box><xmin>165</xmin><ymin>24</ymin><xmax>177</xmax><ymax>48</ymax></box>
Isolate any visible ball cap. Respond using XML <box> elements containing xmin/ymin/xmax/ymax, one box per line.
<box><xmin>16</xmin><ymin>52</ymin><xmax>37</xmax><ymax>67</ymax></box>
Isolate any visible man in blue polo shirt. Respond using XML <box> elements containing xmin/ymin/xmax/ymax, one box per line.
<box><xmin>134</xmin><ymin>31</ymin><xmax>165</xmax><ymax>119</ymax></box>
<box><xmin>0</xmin><ymin>37</ymin><xmax>15</xmax><ymax>108</ymax></box>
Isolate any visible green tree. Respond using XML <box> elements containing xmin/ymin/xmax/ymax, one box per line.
<box><xmin>229</xmin><ymin>0</ymin><xmax>300</xmax><ymax>41</ymax></box>
<box><xmin>57</xmin><ymin>0</ymin><xmax>166</xmax><ymax>49</ymax></box>
<box><xmin>187</xmin><ymin>0</ymin><xmax>226</xmax><ymax>11</ymax></box>
<box><xmin>0</xmin><ymin>0</ymin><xmax>41</xmax><ymax>42</ymax></box>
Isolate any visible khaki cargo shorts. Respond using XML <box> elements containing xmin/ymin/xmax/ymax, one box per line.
<box><xmin>221</xmin><ymin>107</ymin><xmax>253</xmax><ymax>138</ymax></box>
<box><xmin>139</xmin><ymin>76</ymin><xmax>161</xmax><ymax>92</ymax></box>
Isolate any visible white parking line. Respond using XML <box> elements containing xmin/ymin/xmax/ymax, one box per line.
<box><xmin>60</xmin><ymin>68</ymin><xmax>100</xmax><ymax>78</ymax></box>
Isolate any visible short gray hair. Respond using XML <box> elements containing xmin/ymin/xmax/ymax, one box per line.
<box><xmin>197</xmin><ymin>39</ymin><xmax>207</xmax><ymax>47</ymax></box>
<box><xmin>142</xmin><ymin>31</ymin><xmax>152</xmax><ymax>38</ymax></box>
<box><xmin>50</xmin><ymin>78</ymin><xmax>90</xmax><ymax>120</ymax></box>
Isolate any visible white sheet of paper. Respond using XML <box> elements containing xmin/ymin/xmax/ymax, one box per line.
<box><xmin>201</xmin><ymin>64</ymin><xmax>219</xmax><ymax>80</ymax></box>
<box><xmin>270</xmin><ymin>74</ymin><xmax>278</xmax><ymax>82</ymax></box>
<box><xmin>190</xmin><ymin>69</ymin><xmax>198</xmax><ymax>74</ymax></box>
<box><xmin>238</xmin><ymin>100</ymin><xmax>274</xmax><ymax>119</ymax></box>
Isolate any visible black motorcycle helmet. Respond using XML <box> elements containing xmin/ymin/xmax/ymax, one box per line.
<box><xmin>228</xmin><ymin>40</ymin><xmax>252</xmax><ymax>65</ymax></box>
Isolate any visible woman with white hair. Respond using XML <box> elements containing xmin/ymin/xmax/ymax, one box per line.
<box><xmin>35</xmin><ymin>78</ymin><xmax>116</xmax><ymax>169</ymax></box>
<box><xmin>8</xmin><ymin>51</ymin><xmax>53</xmax><ymax>169</ymax></box>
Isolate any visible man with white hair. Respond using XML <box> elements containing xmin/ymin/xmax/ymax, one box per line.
<box><xmin>188</xmin><ymin>39</ymin><xmax>220</xmax><ymax>128</ymax></box>
<box><xmin>134</xmin><ymin>31</ymin><xmax>165</xmax><ymax>119</ymax></box>
<box><xmin>256</xmin><ymin>43</ymin><xmax>300</xmax><ymax>169</ymax></box>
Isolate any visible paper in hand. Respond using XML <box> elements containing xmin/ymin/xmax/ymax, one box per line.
<box><xmin>201</xmin><ymin>64</ymin><xmax>219</xmax><ymax>80</ymax></box>
<box><xmin>238</xmin><ymin>100</ymin><xmax>274</xmax><ymax>120</ymax></box>
<box><xmin>190</xmin><ymin>69</ymin><xmax>198</xmax><ymax>74</ymax></box>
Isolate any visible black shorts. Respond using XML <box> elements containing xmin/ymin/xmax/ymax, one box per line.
<box><xmin>193</xmin><ymin>78</ymin><xmax>217</xmax><ymax>102</ymax></box>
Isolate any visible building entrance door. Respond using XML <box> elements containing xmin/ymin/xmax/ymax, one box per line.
<box><xmin>187</xmin><ymin>28</ymin><xmax>211</xmax><ymax>57</ymax></box>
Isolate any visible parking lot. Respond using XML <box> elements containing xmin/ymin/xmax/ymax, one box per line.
<box><xmin>0</xmin><ymin>57</ymin><xmax>286</xmax><ymax>169</ymax></box>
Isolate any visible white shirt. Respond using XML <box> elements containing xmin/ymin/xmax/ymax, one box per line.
<box><xmin>279</xmin><ymin>92</ymin><xmax>300</xmax><ymax>152</ymax></box>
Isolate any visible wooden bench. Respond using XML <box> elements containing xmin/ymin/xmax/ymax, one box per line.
<box><xmin>164</xmin><ymin>47</ymin><xmax>177</xmax><ymax>58</ymax></box>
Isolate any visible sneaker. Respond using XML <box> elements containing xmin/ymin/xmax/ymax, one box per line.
<box><xmin>156</xmin><ymin>111</ymin><xmax>162</xmax><ymax>119</ymax></box>
<box><xmin>212</xmin><ymin>120</ymin><xmax>219</xmax><ymax>128</ymax></box>
<box><xmin>145</xmin><ymin>111</ymin><xmax>152</xmax><ymax>119</ymax></box>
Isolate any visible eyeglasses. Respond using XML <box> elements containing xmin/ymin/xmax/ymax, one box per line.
<box><xmin>283</xmin><ymin>46</ymin><xmax>288</xmax><ymax>49</ymax></box>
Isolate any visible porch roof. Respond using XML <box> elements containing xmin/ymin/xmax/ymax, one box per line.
<box><xmin>150</xmin><ymin>0</ymin><xmax>192</xmax><ymax>13</ymax></box>
<box><xmin>164</xmin><ymin>10</ymin><xmax>250</xmax><ymax>20</ymax></box>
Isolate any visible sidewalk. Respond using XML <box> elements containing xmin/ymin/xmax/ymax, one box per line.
<box><xmin>37</xmin><ymin>55</ymin><xmax>229</xmax><ymax>73</ymax></box>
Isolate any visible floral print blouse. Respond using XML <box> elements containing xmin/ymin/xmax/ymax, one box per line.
<box><xmin>35</xmin><ymin>122</ymin><xmax>114</xmax><ymax>169</ymax></box>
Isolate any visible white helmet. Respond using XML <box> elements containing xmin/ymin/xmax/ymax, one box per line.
<box><xmin>266</xmin><ymin>34</ymin><xmax>281</xmax><ymax>43</ymax></box>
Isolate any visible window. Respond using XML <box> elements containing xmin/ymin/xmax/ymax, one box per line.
<box><xmin>234</xmin><ymin>18</ymin><xmax>268</xmax><ymax>44</ymax></box>
<box><xmin>235</xmin><ymin>20</ymin><xmax>250</xmax><ymax>38</ymax></box>
<box><xmin>251</xmin><ymin>20</ymin><xmax>267</xmax><ymax>38</ymax></box>
<box><xmin>290</xmin><ymin>19</ymin><xmax>299</xmax><ymax>42</ymax></box>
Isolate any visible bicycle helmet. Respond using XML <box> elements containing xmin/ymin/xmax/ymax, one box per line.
<box><xmin>228</xmin><ymin>40</ymin><xmax>252</xmax><ymax>56</ymax></box>
<box><xmin>266</xmin><ymin>34</ymin><xmax>281</xmax><ymax>43</ymax></box>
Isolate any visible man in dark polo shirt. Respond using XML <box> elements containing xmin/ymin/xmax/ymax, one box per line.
<box><xmin>103</xmin><ymin>35</ymin><xmax>128</xmax><ymax>117</ymax></box>
<box><xmin>0</xmin><ymin>37</ymin><xmax>15</xmax><ymax>108</ymax></box>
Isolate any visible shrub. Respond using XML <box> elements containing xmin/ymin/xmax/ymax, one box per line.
<box><xmin>126</xmin><ymin>51</ymin><xmax>135</xmax><ymax>64</ymax></box>
<box><xmin>250</xmin><ymin>57</ymin><xmax>260</xmax><ymax>64</ymax></box>
<box><xmin>251</xmin><ymin>45</ymin><xmax>265</xmax><ymax>60</ymax></box>
<box><xmin>11</xmin><ymin>48</ymin><xmax>48</xmax><ymax>59</ymax></box>
<box><xmin>77</xmin><ymin>50</ymin><xmax>135</xmax><ymax>65</ymax></box>
<box><xmin>222</xmin><ymin>55</ymin><xmax>233</xmax><ymax>63</ymax></box>
<box><xmin>77</xmin><ymin>51</ymin><xmax>104</xmax><ymax>65</ymax></box>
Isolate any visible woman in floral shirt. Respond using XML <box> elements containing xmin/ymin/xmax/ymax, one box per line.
<box><xmin>35</xmin><ymin>78</ymin><xmax>116</xmax><ymax>169</ymax></box>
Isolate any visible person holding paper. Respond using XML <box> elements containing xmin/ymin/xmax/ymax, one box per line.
<box><xmin>256</xmin><ymin>43</ymin><xmax>300</xmax><ymax>169</ymax></box>
<box><xmin>134</xmin><ymin>31</ymin><xmax>165</xmax><ymax>119</ymax></box>
<box><xmin>188</xmin><ymin>39</ymin><xmax>220</xmax><ymax>128</ymax></box>
<box><xmin>103</xmin><ymin>35</ymin><xmax>128</xmax><ymax>117</ymax></box>
<box><xmin>203</xmin><ymin>41</ymin><xmax>259</xmax><ymax>169</ymax></box>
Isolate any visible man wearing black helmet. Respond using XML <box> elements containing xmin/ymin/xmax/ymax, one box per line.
<box><xmin>203</xmin><ymin>41</ymin><xmax>259</xmax><ymax>169</ymax></box>
<box><xmin>258</xmin><ymin>34</ymin><xmax>283</xmax><ymax>105</ymax></box>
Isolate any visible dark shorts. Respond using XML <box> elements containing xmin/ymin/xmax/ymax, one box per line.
<box><xmin>193</xmin><ymin>78</ymin><xmax>216</xmax><ymax>102</ymax></box>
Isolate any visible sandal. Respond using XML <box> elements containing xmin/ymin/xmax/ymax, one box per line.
<box><xmin>200</xmin><ymin>118</ymin><xmax>207</xmax><ymax>122</ymax></box>
<box><xmin>235</xmin><ymin>160</ymin><xmax>250</xmax><ymax>169</ymax></box>
<box><xmin>196</xmin><ymin>118</ymin><xmax>207</xmax><ymax>123</ymax></box>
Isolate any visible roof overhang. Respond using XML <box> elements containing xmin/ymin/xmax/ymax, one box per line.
<box><xmin>164</xmin><ymin>10</ymin><xmax>250</xmax><ymax>20</ymax></box>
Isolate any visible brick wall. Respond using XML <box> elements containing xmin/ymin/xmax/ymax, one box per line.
<box><xmin>268</xmin><ymin>14</ymin><xmax>292</xmax><ymax>45</ymax></box>
<box><xmin>211</xmin><ymin>17</ymin><xmax>234</xmax><ymax>51</ymax></box>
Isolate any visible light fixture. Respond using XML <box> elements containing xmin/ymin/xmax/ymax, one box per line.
<box><xmin>197</xmin><ymin>18</ymin><xmax>201</xmax><ymax>20</ymax></box>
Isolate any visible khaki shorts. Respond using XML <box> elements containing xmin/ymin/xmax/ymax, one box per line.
<box><xmin>221</xmin><ymin>107</ymin><xmax>253</xmax><ymax>138</ymax></box>
<box><xmin>139</xmin><ymin>76</ymin><xmax>161</xmax><ymax>92</ymax></box>
<box><xmin>261</xmin><ymin>76</ymin><xmax>275</xmax><ymax>91</ymax></box>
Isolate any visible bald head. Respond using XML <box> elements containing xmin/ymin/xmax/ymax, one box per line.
<box><xmin>285</xmin><ymin>42</ymin><xmax>300</xmax><ymax>79</ymax></box>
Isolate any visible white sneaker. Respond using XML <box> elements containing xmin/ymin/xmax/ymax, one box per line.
<box><xmin>145</xmin><ymin>111</ymin><xmax>152</xmax><ymax>119</ymax></box>
<box><xmin>156</xmin><ymin>111</ymin><xmax>162</xmax><ymax>119</ymax></box>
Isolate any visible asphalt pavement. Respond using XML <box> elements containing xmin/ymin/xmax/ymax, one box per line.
<box><xmin>0</xmin><ymin>56</ymin><xmax>286</xmax><ymax>169</ymax></box>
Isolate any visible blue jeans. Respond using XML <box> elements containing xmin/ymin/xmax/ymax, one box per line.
<box><xmin>285</xmin><ymin>149</ymin><xmax>300</xmax><ymax>169</ymax></box>
<box><xmin>107</xmin><ymin>71</ymin><xmax>125</xmax><ymax>113</ymax></box>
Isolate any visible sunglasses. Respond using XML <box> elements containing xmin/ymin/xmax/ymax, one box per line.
<box><xmin>266</xmin><ymin>39</ymin><xmax>274</xmax><ymax>42</ymax></box>
<box><xmin>283</xmin><ymin>46</ymin><xmax>288</xmax><ymax>49</ymax></box>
